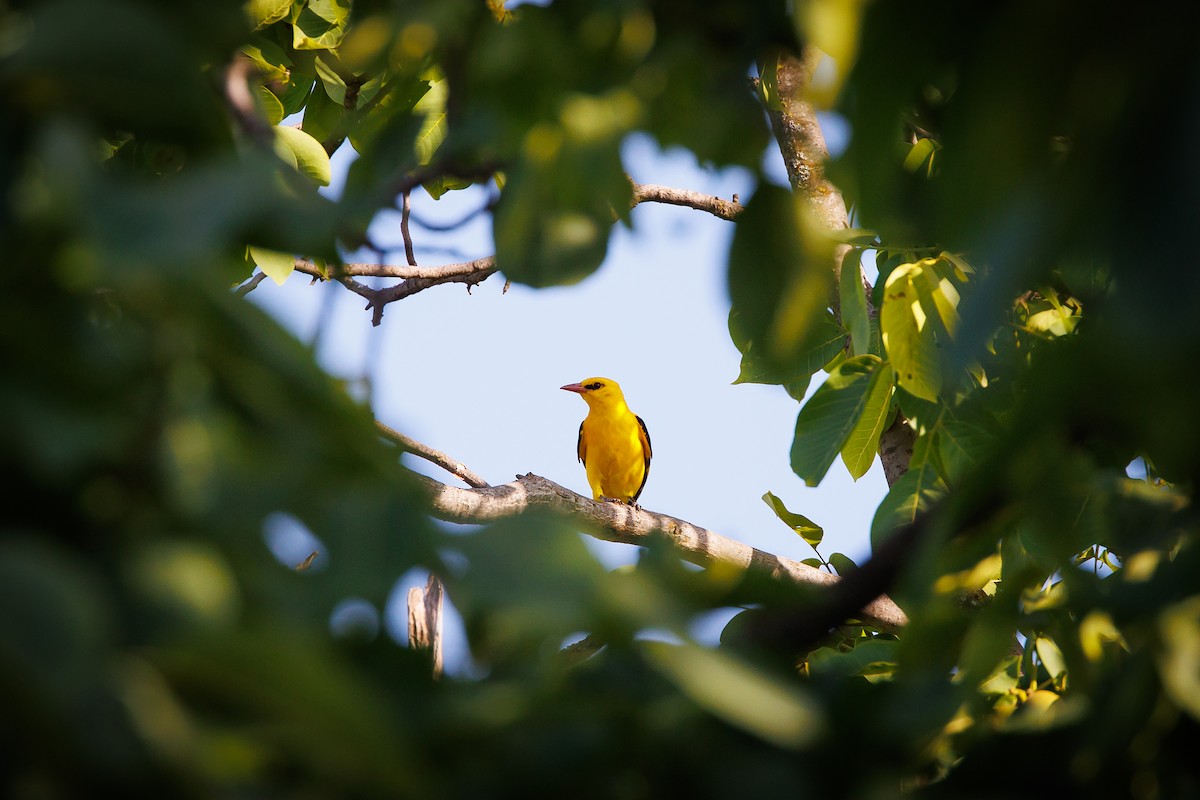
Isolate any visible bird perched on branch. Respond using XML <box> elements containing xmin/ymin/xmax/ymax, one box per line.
<box><xmin>560</xmin><ymin>377</ymin><xmax>652</xmax><ymax>506</ymax></box>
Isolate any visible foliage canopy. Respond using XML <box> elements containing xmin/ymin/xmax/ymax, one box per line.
<box><xmin>2</xmin><ymin>0</ymin><xmax>1199</xmax><ymax>797</ymax></box>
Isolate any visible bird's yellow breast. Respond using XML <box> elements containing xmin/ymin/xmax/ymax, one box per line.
<box><xmin>581</xmin><ymin>410</ymin><xmax>647</xmax><ymax>502</ymax></box>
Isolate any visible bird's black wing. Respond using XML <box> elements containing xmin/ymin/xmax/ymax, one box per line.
<box><xmin>632</xmin><ymin>415</ymin><xmax>652</xmax><ymax>503</ymax></box>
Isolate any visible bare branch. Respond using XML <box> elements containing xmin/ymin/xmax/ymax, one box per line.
<box><xmin>377</xmin><ymin>420</ymin><xmax>490</xmax><ymax>488</ymax></box>
<box><xmin>234</xmin><ymin>271</ymin><xmax>268</xmax><ymax>297</ymax></box>
<box><xmin>400</xmin><ymin>191</ymin><xmax>417</xmax><ymax>268</ymax></box>
<box><xmin>631</xmin><ymin>182</ymin><xmax>743</xmax><ymax>221</ymax></box>
<box><xmin>412</xmin><ymin>471</ymin><xmax>909</xmax><ymax>631</ymax></box>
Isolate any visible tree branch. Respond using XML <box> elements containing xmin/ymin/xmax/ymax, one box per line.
<box><xmin>768</xmin><ymin>48</ymin><xmax>909</xmax><ymax>485</ymax></box>
<box><xmin>631</xmin><ymin>182</ymin><xmax>743</xmax><ymax>220</ymax></box>
<box><xmin>411</xmin><ymin>471</ymin><xmax>909</xmax><ymax>631</ymax></box>
<box><xmin>376</xmin><ymin>420</ymin><xmax>490</xmax><ymax>488</ymax></box>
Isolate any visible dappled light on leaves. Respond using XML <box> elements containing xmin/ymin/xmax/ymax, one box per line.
<box><xmin>3</xmin><ymin>0</ymin><xmax>1200</xmax><ymax>796</ymax></box>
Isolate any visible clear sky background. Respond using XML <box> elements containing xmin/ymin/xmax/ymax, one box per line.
<box><xmin>248</xmin><ymin>120</ymin><xmax>888</xmax><ymax>673</ymax></box>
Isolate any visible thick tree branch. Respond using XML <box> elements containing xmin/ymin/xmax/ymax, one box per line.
<box><xmin>411</xmin><ymin>470</ymin><xmax>909</xmax><ymax>631</ymax></box>
<box><xmin>768</xmin><ymin>48</ymin><xmax>908</xmax><ymax>485</ymax></box>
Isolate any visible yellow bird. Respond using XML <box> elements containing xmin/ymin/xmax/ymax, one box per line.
<box><xmin>560</xmin><ymin>377</ymin><xmax>652</xmax><ymax>505</ymax></box>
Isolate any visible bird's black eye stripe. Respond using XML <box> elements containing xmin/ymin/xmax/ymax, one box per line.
<box><xmin>586</xmin><ymin>382</ymin><xmax>603</xmax><ymax>390</ymax></box>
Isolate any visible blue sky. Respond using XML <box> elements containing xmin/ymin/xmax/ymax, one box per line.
<box><xmin>249</xmin><ymin>120</ymin><xmax>887</xmax><ymax>672</ymax></box>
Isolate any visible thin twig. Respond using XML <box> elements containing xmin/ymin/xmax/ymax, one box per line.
<box><xmin>234</xmin><ymin>271</ymin><xmax>268</xmax><ymax>297</ymax></box>
<box><xmin>400</xmin><ymin>191</ymin><xmax>417</xmax><ymax>267</ymax></box>
<box><xmin>377</xmin><ymin>420</ymin><xmax>490</xmax><ymax>488</ymax></box>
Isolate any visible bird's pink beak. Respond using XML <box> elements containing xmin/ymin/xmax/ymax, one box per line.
<box><xmin>560</xmin><ymin>383</ymin><xmax>586</xmax><ymax>394</ymax></box>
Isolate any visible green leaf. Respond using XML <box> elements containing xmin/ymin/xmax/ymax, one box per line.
<box><xmin>314</xmin><ymin>55</ymin><xmax>347</xmax><ymax>104</ymax></box>
<box><xmin>790</xmin><ymin>355</ymin><xmax>883</xmax><ymax>487</ymax></box>
<box><xmin>903</xmin><ymin>137</ymin><xmax>939</xmax><ymax>176</ymax></box>
<box><xmin>762</xmin><ymin>491</ymin><xmax>823</xmax><ymax>547</ymax></box>
<box><xmin>256</xmin><ymin>85</ymin><xmax>285</xmax><ymax>125</ymax></box>
<box><xmin>840</xmin><ymin>249</ymin><xmax>871</xmax><ymax>356</ymax></box>
<box><xmin>732</xmin><ymin>311</ymin><xmax>847</xmax><ymax>388</ymax></box>
<box><xmin>880</xmin><ymin>260</ymin><xmax>942</xmax><ymax>401</ymax></box>
<box><xmin>274</xmin><ymin>125</ymin><xmax>332</xmax><ymax>186</ymax></box>
<box><xmin>291</xmin><ymin>0</ymin><xmax>350</xmax><ymax>50</ymax></box>
<box><xmin>241</xmin><ymin>39</ymin><xmax>292</xmax><ymax>83</ymax></box>
<box><xmin>807</xmin><ymin>639</ymin><xmax>899</xmax><ymax>680</ymax></box>
<box><xmin>870</xmin><ymin>461</ymin><xmax>945</xmax><ymax>548</ymax></box>
<box><xmin>413</xmin><ymin>73</ymin><xmax>447</xmax><ymax>165</ymax></box>
<box><xmin>1035</xmin><ymin>636</ymin><xmax>1067</xmax><ymax>684</ymax></box>
<box><xmin>301</xmin><ymin>77</ymin><xmax>343</xmax><ymax>147</ymax></box>
<box><xmin>245</xmin><ymin>0</ymin><xmax>293</xmax><ymax>30</ymax></box>
<box><xmin>828</xmin><ymin>552</ymin><xmax>858</xmax><ymax>576</ymax></box>
<box><xmin>936</xmin><ymin>418</ymin><xmax>995</xmax><ymax>482</ymax></box>
<box><xmin>728</xmin><ymin>183</ymin><xmax>837</xmax><ymax>383</ymax></box>
<box><xmin>494</xmin><ymin>138</ymin><xmax>629</xmax><ymax>288</ymax></box>
<box><xmin>840</xmin><ymin>361</ymin><xmax>895</xmax><ymax>480</ymax></box>
<box><xmin>1156</xmin><ymin>596</ymin><xmax>1200</xmax><ymax>719</ymax></box>
<box><xmin>248</xmin><ymin>246</ymin><xmax>296</xmax><ymax>285</ymax></box>
<box><xmin>757</xmin><ymin>51</ymin><xmax>782</xmax><ymax>111</ymax></box>
<box><xmin>643</xmin><ymin>640</ymin><xmax>823</xmax><ymax>750</ymax></box>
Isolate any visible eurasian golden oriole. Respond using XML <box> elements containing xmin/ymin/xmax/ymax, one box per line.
<box><xmin>560</xmin><ymin>377</ymin><xmax>652</xmax><ymax>505</ymax></box>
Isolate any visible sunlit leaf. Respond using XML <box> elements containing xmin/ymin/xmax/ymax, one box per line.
<box><xmin>880</xmin><ymin>260</ymin><xmax>942</xmax><ymax>401</ymax></box>
<box><xmin>248</xmin><ymin>246</ymin><xmax>297</xmax><ymax>285</ymax></box>
<box><xmin>274</xmin><ymin>125</ymin><xmax>332</xmax><ymax>186</ymax></box>
<box><xmin>245</xmin><ymin>0</ymin><xmax>293</xmax><ymax>30</ymax></box>
<box><xmin>840</xmin><ymin>249</ymin><xmax>871</xmax><ymax>356</ymax></box>
<box><xmin>1034</xmin><ymin>636</ymin><xmax>1067</xmax><ymax>685</ymax></box>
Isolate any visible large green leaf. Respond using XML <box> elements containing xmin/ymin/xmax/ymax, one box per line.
<box><xmin>728</xmin><ymin>183</ymin><xmax>838</xmax><ymax>384</ymax></box>
<box><xmin>791</xmin><ymin>355</ymin><xmax>884</xmax><ymax>486</ymax></box>
<box><xmin>245</xmin><ymin>0</ymin><xmax>294</xmax><ymax>30</ymax></box>
<box><xmin>493</xmin><ymin>138</ymin><xmax>629</xmax><ymax>288</ymax></box>
<box><xmin>840</xmin><ymin>361</ymin><xmax>896</xmax><ymax>480</ymax></box>
<box><xmin>274</xmin><ymin>125</ymin><xmax>332</xmax><ymax>186</ymax></box>
<box><xmin>870</xmin><ymin>461</ymin><xmax>945</xmax><ymax>549</ymax></box>
<box><xmin>291</xmin><ymin>0</ymin><xmax>350</xmax><ymax>50</ymax></box>
<box><xmin>880</xmin><ymin>260</ymin><xmax>942</xmax><ymax>401</ymax></box>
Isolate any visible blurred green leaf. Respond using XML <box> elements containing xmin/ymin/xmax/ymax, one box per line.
<box><xmin>870</xmin><ymin>461</ymin><xmax>944</xmax><ymax>548</ymax></box>
<box><xmin>643</xmin><ymin>640</ymin><xmax>823</xmax><ymax>750</ymax></box>
<box><xmin>728</xmin><ymin>184</ymin><xmax>837</xmax><ymax>383</ymax></box>
<box><xmin>806</xmin><ymin>639</ymin><xmax>898</xmax><ymax>680</ymax></box>
<box><xmin>1156</xmin><ymin>596</ymin><xmax>1200</xmax><ymax>720</ymax></box>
